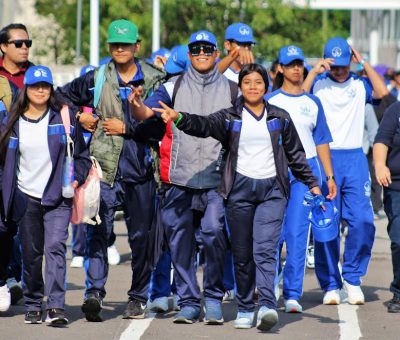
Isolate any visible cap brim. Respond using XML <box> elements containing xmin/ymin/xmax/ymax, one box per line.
<box><xmin>107</xmin><ymin>38</ymin><xmax>137</xmax><ymax>44</ymax></box>
<box><xmin>332</xmin><ymin>57</ymin><xmax>351</xmax><ymax>66</ymax></box>
<box><xmin>165</xmin><ymin>61</ymin><xmax>185</xmax><ymax>75</ymax></box>
<box><xmin>188</xmin><ymin>40</ymin><xmax>216</xmax><ymax>47</ymax></box>
<box><xmin>280</xmin><ymin>57</ymin><xmax>304</xmax><ymax>65</ymax></box>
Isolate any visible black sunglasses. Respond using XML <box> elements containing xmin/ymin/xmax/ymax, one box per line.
<box><xmin>7</xmin><ymin>39</ymin><xmax>32</xmax><ymax>48</ymax></box>
<box><xmin>189</xmin><ymin>44</ymin><xmax>216</xmax><ymax>56</ymax></box>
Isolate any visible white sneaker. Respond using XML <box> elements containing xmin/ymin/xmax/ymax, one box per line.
<box><xmin>284</xmin><ymin>299</ymin><xmax>303</xmax><ymax>313</ymax></box>
<box><xmin>70</xmin><ymin>256</ymin><xmax>84</xmax><ymax>268</ymax></box>
<box><xmin>323</xmin><ymin>289</ymin><xmax>341</xmax><ymax>305</ymax></box>
<box><xmin>306</xmin><ymin>245</ymin><xmax>315</xmax><ymax>269</ymax></box>
<box><xmin>0</xmin><ymin>285</ymin><xmax>11</xmax><ymax>312</ymax></box>
<box><xmin>107</xmin><ymin>245</ymin><xmax>120</xmax><ymax>265</ymax></box>
<box><xmin>223</xmin><ymin>289</ymin><xmax>235</xmax><ymax>302</ymax></box>
<box><xmin>343</xmin><ymin>281</ymin><xmax>365</xmax><ymax>305</ymax></box>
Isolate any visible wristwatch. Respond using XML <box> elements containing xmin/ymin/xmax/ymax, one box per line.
<box><xmin>326</xmin><ymin>175</ymin><xmax>335</xmax><ymax>181</ymax></box>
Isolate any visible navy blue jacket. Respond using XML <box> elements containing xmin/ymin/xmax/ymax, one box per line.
<box><xmin>1</xmin><ymin>107</ymin><xmax>91</xmax><ymax>220</ymax></box>
<box><xmin>55</xmin><ymin>64</ymin><xmax>154</xmax><ymax>184</ymax></box>
<box><xmin>176</xmin><ymin>96</ymin><xmax>319</xmax><ymax>199</ymax></box>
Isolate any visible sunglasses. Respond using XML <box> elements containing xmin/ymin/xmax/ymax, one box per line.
<box><xmin>189</xmin><ymin>44</ymin><xmax>216</xmax><ymax>56</ymax></box>
<box><xmin>7</xmin><ymin>39</ymin><xmax>32</xmax><ymax>48</ymax></box>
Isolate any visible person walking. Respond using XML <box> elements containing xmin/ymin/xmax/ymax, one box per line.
<box><xmin>0</xmin><ymin>65</ymin><xmax>91</xmax><ymax>325</ymax></box>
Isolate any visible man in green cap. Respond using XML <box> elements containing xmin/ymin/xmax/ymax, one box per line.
<box><xmin>56</xmin><ymin>18</ymin><xmax>165</xmax><ymax>322</ymax></box>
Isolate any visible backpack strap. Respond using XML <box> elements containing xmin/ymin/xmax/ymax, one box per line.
<box><xmin>228</xmin><ymin>79</ymin><xmax>239</xmax><ymax>106</ymax></box>
<box><xmin>94</xmin><ymin>64</ymin><xmax>106</xmax><ymax>108</ymax></box>
<box><xmin>171</xmin><ymin>74</ymin><xmax>184</xmax><ymax>107</ymax></box>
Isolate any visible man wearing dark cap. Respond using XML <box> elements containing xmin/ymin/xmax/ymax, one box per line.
<box><xmin>57</xmin><ymin>19</ymin><xmax>160</xmax><ymax>322</ymax></box>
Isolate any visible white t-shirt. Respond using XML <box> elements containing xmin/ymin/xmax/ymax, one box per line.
<box><xmin>223</xmin><ymin>67</ymin><xmax>239</xmax><ymax>84</ymax></box>
<box><xmin>266</xmin><ymin>89</ymin><xmax>332</xmax><ymax>159</ymax></box>
<box><xmin>17</xmin><ymin>112</ymin><xmax>52</xmax><ymax>198</ymax></box>
<box><xmin>236</xmin><ymin>106</ymin><xmax>276</xmax><ymax>179</ymax></box>
<box><xmin>312</xmin><ymin>73</ymin><xmax>375</xmax><ymax>150</ymax></box>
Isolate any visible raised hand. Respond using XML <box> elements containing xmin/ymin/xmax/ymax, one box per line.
<box><xmin>152</xmin><ymin>101</ymin><xmax>180</xmax><ymax>123</ymax></box>
<box><xmin>312</xmin><ymin>58</ymin><xmax>334</xmax><ymax>75</ymax></box>
<box><xmin>128</xmin><ymin>85</ymin><xmax>144</xmax><ymax>107</ymax></box>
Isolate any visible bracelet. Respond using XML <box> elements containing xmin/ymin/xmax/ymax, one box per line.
<box><xmin>326</xmin><ymin>175</ymin><xmax>335</xmax><ymax>181</ymax></box>
<box><xmin>174</xmin><ymin>112</ymin><xmax>183</xmax><ymax>126</ymax></box>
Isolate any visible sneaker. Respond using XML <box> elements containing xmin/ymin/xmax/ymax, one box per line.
<box><xmin>343</xmin><ymin>281</ymin><xmax>364</xmax><ymax>305</ymax></box>
<box><xmin>256</xmin><ymin>306</ymin><xmax>278</xmax><ymax>331</ymax></box>
<box><xmin>7</xmin><ymin>278</ymin><xmax>23</xmax><ymax>305</ymax></box>
<box><xmin>204</xmin><ymin>300</ymin><xmax>224</xmax><ymax>325</ymax></box>
<box><xmin>388</xmin><ymin>294</ymin><xmax>400</xmax><ymax>313</ymax></box>
<box><xmin>70</xmin><ymin>256</ymin><xmax>84</xmax><ymax>268</ymax></box>
<box><xmin>172</xmin><ymin>294</ymin><xmax>180</xmax><ymax>311</ymax></box>
<box><xmin>306</xmin><ymin>245</ymin><xmax>315</xmax><ymax>269</ymax></box>
<box><xmin>284</xmin><ymin>299</ymin><xmax>303</xmax><ymax>313</ymax></box>
<box><xmin>223</xmin><ymin>289</ymin><xmax>235</xmax><ymax>302</ymax></box>
<box><xmin>24</xmin><ymin>311</ymin><xmax>43</xmax><ymax>324</ymax></box>
<box><xmin>45</xmin><ymin>308</ymin><xmax>68</xmax><ymax>326</ymax></box>
<box><xmin>234</xmin><ymin>311</ymin><xmax>254</xmax><ymax>329</ymax></box>
<box><xmin>81</xmin><ymin>292</ymin><xmax>103</xmax><ymax>322</ymax></box>
<box><xmin>173</xmin><ymin>306</ymin><xmax>200</xmax><ymax>324</ymax></box>
<box><xmin>148</xmin><ymin>296</ymin><xmax>169</xmax><ymax>313</ymax></box>
<box><xmin>323</xmin><ymin>289</ymin><xmax>341</xmax><ymax>305</ymax></box>
<box><xmin>107</xmin><ymin>245</ymin><xmax>120</xmax><ymax>265</ymax></box>
<box><xmin>0</xmin><ymin>284</ymin><xmax>11</xmax><ymax>312</ymax></box>
<box><xmin>123</xmin><ymin>299</ymin><xmax>146</xmax><ymax>319</ymax></box>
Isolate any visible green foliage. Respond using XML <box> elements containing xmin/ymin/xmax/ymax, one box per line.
<box><xmin>34</xmin><ymin>0</ymin><xmax>350</xmax><ymax>64</ymax></box>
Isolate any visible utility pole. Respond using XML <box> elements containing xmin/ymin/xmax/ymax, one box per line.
<box><xmin>152</xmin><ymin>0</ymin><xmax>160</xmax><ymax>52</ymax></box>
<box><xmin>90</xmin><ymin>0</ymin><xmax>99</xmax><ymax>66</ymax></box>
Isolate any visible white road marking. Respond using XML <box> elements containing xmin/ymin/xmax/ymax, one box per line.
<box><xmin>338</xmin><ymin>289</ymin><xmax>362</xmax><ymax>340</ymax></box>
<box><xmin>119</xmin><ymin>314</ymin><xmax>155</xmax><ymax>340</ymax></box>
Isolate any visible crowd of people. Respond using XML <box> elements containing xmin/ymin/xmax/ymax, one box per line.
<box><xmin>0</xmin><ymin>17</ymin><xmax>400</xmax><ymax>332</ymax></box>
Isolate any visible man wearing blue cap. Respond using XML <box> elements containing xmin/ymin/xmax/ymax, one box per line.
<box><xmin>222</xmin><ymin>22</ymin><xmax>255</xmax><ymax>83</ymax></box>
<box><xmin>57</xmin><ymin>19</ymin><xmax>161</xmax><ymax>322</ymax></box>
<box><xmin>146</xmin><ymin>47</ymin><xmax>171</xmax><ymax>69</ymax></box>
<box><xmin>303</xmin><ymin>37</ymin><xmax>388</xmax><ymax>306</ymax></box>
<box><xmin>130</xmin><ymin>30</ymin><xmax>239</xmax><ymax>325</ymax></box>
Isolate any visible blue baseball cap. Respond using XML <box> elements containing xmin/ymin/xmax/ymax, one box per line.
<box><xmin>146</xmin><ymin>47</ymin><xmax>171</xmax><ymax>65</ymax></box>
<box><xmin>24</xmin><ymin>65</ymin><xmax>53</xmax><ymax>86</ymax></box>
<box><xmin>188</xmin><ymin>30</ymin><xmax>217</xmax><ymax>48</ymax></box>
<box><xmin>324</xmin><ymin>37</ymin><xmax>352</xmax><ymax>66</ymax></box>
<box><xmin>80</xmin><ymin>64</ymin><xmax>96</xmax><ymax>77</ymax></box>
<box><xmin>279</xmin><ymin>45</ymin><xmax>305</xmax><ymax>65</ymax></box>
<box><xmin>164</xmin><ymin>45</ymin><xmax>189</xmax><ymax>75</ymax></box>
<box><xmin>309</xmin><ymin>201</ymin><xmax>339</xmax><ymax>242</ymax></box>
<box><xmin>225</xmin><ymin>22</ymin><xmax>256</xmax><ymax>44</ymax></box>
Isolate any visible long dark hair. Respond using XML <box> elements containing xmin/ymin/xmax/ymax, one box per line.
<box><xmin>0</xmin><ymin>86</ymin><xmax>61</xmax><ymax>164</ymax></box>
<box><xmin>238</xmin><ymin>63</ymin><xmax>269</xmax><ymax>94</ymax></box>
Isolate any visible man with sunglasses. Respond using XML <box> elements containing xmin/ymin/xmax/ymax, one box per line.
<box><xmin>0</xmin><ymin>23</ymin><xmax>33</xmax><ymax>89</ymax></box>
<box><xmin>130</xmin><ymin>30</ymin><xmax>238</xmax><ymax>325</ymax></box>
<box><xmin>57</xmin><ymin>19</ymin><xmax>162</xmax><ymax>322</ymax></box>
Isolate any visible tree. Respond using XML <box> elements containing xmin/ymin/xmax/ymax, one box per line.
<box><xmin>33</xmin><ymin>0</ymin><xmax>350</xmax><ymax>64</ymax></box>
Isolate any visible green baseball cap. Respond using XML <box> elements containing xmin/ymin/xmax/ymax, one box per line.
<box><xmin>107</xmin><ymin>19</ymin><xmax>139</xmax><ymax>44</ymax></box>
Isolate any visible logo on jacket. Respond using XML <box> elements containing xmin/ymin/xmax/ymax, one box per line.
<box><xmin>332</xmin><ymin>47</ymin><xmax>342</xmax><ymax>57</ymax></box>
<box><xmin>299</xmin><ymin>105</ymin><xmax>312</xmax><ymax>117</ymax></box>
<box><xmin>364</xmin><ymin>181</ymin><xmax>371</xmax><ymax>197</ymax></box>
<box><xmin>346</xmin><ymin>87</ymin><xmax>356</xmax><ymax>98</ymax></box>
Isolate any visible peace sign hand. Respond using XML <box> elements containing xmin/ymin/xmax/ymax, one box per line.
<box><xmin>152</xmin><ymin>101</ymin><xmax>180</xmax><ymax>123</ymax></box>
<box><xmin>128</xmin><ymin>85</ymin><xmax>144</xmax><ymax>107</ymax></box>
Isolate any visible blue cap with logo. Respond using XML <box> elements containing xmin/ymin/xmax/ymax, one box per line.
<box><xmin>279</xmin><ymin>45</ymin><xmax>305</xmax><ymax>65</ymax></box>
<box><xmin>164</xmin><ymin>45</ymin><xmax>189</xmax><ymax>75</ymax></box>
<box><xmin>146</xmin><ymin>47</ymin><xmax>171</xmax><ymax>65</ymax></box>
<box><xmin>324</xmin><ymin>37</ymin><xmax>352</xmax><ymax>66</ymax></box>
<box><xmin>189</xmin><ymin>30</ymin><xmax>218</xmax><ymax>47</ymax></box>
<box><xmin>225</xmin><ymin>22</ymin><xmax>256</xmax><ymax>44</ymax></box>
<box><xmin>24</xmin><ymin>65</ymin><xmax>53</xmax><ymax>86</ymax></box>
<box><xmin>80</xmin><ymin>64</ymin><xmax>96</xmax><ymax>77</ymax></box>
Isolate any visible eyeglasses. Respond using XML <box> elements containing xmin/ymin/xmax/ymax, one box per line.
<box><xmin>189</xmin><ymin>44</ymin><xmax>216</xmax><ymax>56</ymax></box>
<box><xmin>7</xmin><ymin>39</ymin><xmax>32</xmax><ymax>48</ymax></box>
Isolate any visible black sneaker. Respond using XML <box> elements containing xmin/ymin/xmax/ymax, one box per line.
<box><xmin>388</xmin><ymin>295</ymin><xmax>400</xmax><ymax>313</ymax></box>
<box><xmin>82</xmin><ymin>292</ymin><xmax>103</xmax><ymax>322</ymax></box>
<box><xmin>45</xmin><ymin>308</ymin><xmax>68</xmax><ymax>327</ymax></box>
<box><xmin>24</xmin><ymin>311</ymin><xmax>43</xmax><ymax>324</ymax></box>
<box><xmin>122</xmin><ymin>299</ymin><xmax>146</xmax><ymax>319</ymax></box>
<box><xmin>8</xmin><ymin>280</ymin><xmax>23</xmax><ymax>305</ymax></box>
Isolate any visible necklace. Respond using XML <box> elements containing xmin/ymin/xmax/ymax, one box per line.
<box><xmin>22</xmin><ymin>110</ymin><xmax>48</xmax><ymax>123</ymax></box>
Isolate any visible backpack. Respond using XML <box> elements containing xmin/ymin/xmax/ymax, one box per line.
<box><xmin>60</xmin><ymin>106</ymin><xmax>102</xmax><ymax>225</ymax></box>
<box><xmin>0</xmin><ymin>75</ymin><xmax>12</xmax><ymax>112</ymax></box>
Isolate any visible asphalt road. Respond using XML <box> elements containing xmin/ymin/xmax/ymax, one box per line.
<box><xmin>0</xmin><ymin>216</ymin><xmax>397</xmax><ymax>340</ymax></box>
